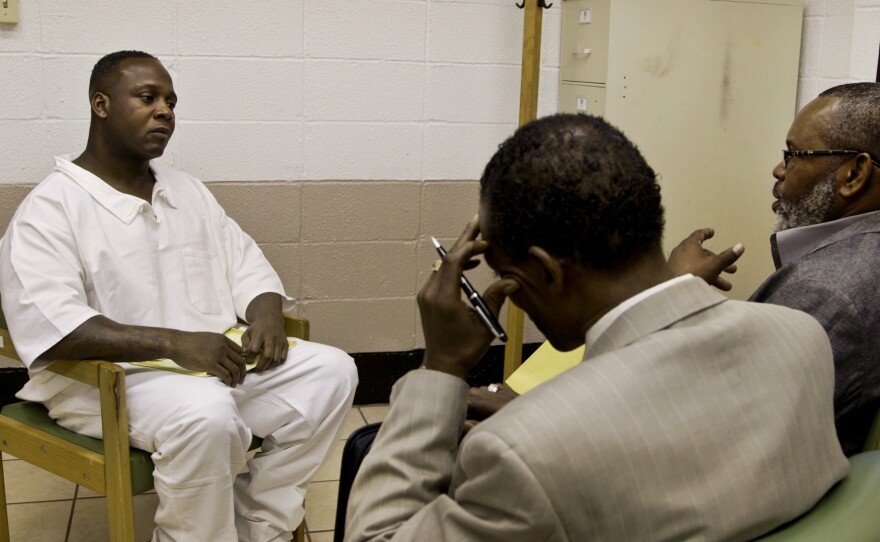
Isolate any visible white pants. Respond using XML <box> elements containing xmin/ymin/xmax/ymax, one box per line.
<box><xmin>43</xmin><ymin>339</ymin><xmax>358</xmax><ymax>542</ymax></box>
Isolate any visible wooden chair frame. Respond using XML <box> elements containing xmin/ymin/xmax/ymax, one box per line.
<box><xmin>0</xmin><ymin>316</ymin><xmax>309</xmax><ymax>542</ymax></box>
<box><xmin>865</xmin><ymin>405</ymin><xmax>880</xmax><ymax>452</ymax></box>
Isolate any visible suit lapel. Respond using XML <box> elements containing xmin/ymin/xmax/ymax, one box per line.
<box><xmin>586</xmin><ymin>277</ymin><xmax>727</xmax><ymax>360</ymax></box>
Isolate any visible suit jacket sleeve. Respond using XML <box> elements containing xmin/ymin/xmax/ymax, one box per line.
<box><xmin>753</xmin><ymin>274</ymin><xmax>865</xmax><ymax>409</ymax></box>
<box><xmin>345</xmin><ymin>370</ymin><xmax>564</xmax><ymax>542</ymax></box>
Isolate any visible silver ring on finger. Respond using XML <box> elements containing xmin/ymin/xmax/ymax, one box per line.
<box><xmin>487</xmin><ymin>383</ymin><xmax>501</xmax><ymax>393</ymax></box>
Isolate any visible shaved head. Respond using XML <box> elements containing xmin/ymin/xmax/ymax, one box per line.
<box><xmin>88</xmin><ymin>50</ymin><xmax>159</xmax><ymax>98</ymax></box>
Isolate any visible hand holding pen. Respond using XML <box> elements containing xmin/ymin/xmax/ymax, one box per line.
<box><xmin>431</xmin><ymin>237</ymin><xmax>507</xmax><ymax>342</ymax></box>
<box><xmin>417</xmin><ymin>217</ymin><xmax>519</xmax><ymax>380</ymax></box>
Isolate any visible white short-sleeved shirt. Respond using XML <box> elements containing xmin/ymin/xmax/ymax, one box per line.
<box><xmin>0</xmin><ymin>156</ymin><xmax>294</xmax><ymax>398</ymax></box>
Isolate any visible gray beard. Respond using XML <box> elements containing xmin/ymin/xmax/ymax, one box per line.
<box><xmin>772</xmin><ymin>175</ymin><xmax>836</xmax><ymax>233</ymax></box>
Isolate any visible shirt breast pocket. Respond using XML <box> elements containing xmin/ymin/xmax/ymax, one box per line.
<box><xmin>183</xmin><ymin>249</ymin><xmax>222</xmax><ymax>314</ymax></box>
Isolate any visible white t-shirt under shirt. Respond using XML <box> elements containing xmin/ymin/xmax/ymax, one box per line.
<box><xmin>0</xmin><ymin>156</ymin><xmax>294</xmax><ymax>401</ymax></box>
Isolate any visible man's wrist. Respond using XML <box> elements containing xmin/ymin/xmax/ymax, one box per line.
<box><xmin>245</xmin><ymin>292</ymin><xmax>283</xmax><ymax>323</ymax></box>
<box><xmin>251</xmin><ymin>311</ymin><xmax>284</xmax><ymax>324</ymax></box>
<box><xmin>421</xmin><ymin>355</ymin><xmax>470</xmax><ymax>380</ymax></box>
<box><xmin>161</xmin><ymin>328</ymin><xmax>186</xmax><ymax>360</ymax></box>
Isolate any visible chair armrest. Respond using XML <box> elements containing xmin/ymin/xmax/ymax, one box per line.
<box><xmin>47</xmin><ymin>359</ymin><xmax>123</xmax><ymax>389</ymax></box>
<box><xmin>0</xmin><ymin>327</ymin><xmax>22</xmax><ymax>363</ymax></box>
<box><xmin>284</xmin><ymin>315</ymin><xmax>309</xmax><ymax>341</ymax></box>
<box><xmin>864</xmin><ymin>407</ymin><xmax>880</xmax><ymax>452</ymax></box>
<box><xmin>239</xmin><ymin>315</ymin><xmax>309</xmax><ymax>341</ymax></box>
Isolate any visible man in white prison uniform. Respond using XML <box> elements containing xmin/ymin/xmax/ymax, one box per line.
<box><xmin>0</xmin><ymin>50</ymin><xmax>357</xmax><ymax>542</ymax></box>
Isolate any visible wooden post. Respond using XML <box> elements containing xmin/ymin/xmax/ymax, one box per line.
<box><xmin>504</xmin><ymin>0</ymin><xmax>545</xmax><ymax>380</ymax></box>
<box><xmin>0</xmin><ymin>456</ymin><xmax>9</xmax><ymax>542</ymax></box>
<box><xmin>99</xmin><ymin>364</ymin><xmax>136</xmax><ymax>542</ymax></box>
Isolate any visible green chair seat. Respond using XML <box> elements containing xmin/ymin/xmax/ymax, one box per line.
<box><xmin>1</xmin><ymin>401</ymin><xmax>155</xmax><ymax>495</ymax></box>
<box><xmin>756</xmin><ymin>450</ymin><xmax>880</xmax><ymax>541</ymax></box>
<box><xmin>1</xmin><ymin>401</ymin><xmax>263</xmax><ymax>495</ymax></box>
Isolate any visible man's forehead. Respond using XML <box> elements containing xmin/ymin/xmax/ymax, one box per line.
<box><xmin>788</xmin><ymin>97</ymin><xmax>840</xmax><ymax>146</ymax></box>
<box><xmin>113</xmin><ymin>58</ymin><xmax>173</xmax><ymax>89</ymax></box>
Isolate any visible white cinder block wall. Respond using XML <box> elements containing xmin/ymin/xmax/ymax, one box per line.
<box><xmin>797</xmin><ymin>0</ymin><xmax>880</xmax><ymax>109</ymax></box>
<box><xmin>0</xmin><ymin>0</ymin><xmax>561</xmax><ymax>184</ymax></box>
<box><xmin>0</xmin><ymin>0</ymin><xmax>877</xmax><ymax>356</ymax></box>
<box><xmin>3</xmin><ymin>0</ymin><xmax>876</xmax><ymax>189</ymax></box>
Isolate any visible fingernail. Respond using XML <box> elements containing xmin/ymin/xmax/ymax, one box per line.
<box><xmin>733</xmin><ymin>243</ymin><xmax>744</xmax><ymax>255</ymax></box>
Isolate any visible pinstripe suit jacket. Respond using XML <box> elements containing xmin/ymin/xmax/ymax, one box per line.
<box><xmin>346</xmin><ymin>277</ymin><xmax>848</xmax><ymax>542</ymax></box>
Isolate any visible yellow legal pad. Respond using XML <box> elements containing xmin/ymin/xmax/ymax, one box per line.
<box><xmin>130</xmin><ymin>327</ymin><xmax>296</xmax><ymax>377</ymax></box>
<box><xmin>504</xmin><ymin>341</ymin><xmax>585</xmax><ymax>394</ymax></box>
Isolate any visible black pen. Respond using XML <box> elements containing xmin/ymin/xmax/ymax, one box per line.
<box><xmin>431</xmin><ymin>236</ymin><xmax>508</xmax><ymax>342</ymax></box>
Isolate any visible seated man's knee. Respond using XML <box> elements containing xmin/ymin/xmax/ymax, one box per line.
<box><xmin>311</xmin><ymin>343</ymin><xmax>359</xmax><ymax>393</ymax></box>
<box><xmin>161</xmin><ymin>388</ymin><xmax>250</xmax><ymax>451</ymax></box>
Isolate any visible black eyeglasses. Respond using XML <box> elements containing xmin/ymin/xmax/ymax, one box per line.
<box><xmin>783</xmin><ymin>149</ymin><xmax>880</xmax><ymax>169</ymax></box>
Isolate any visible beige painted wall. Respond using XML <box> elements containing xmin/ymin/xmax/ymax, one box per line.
<box><xmin>0</xmin><ymin>181</ymin><xmax>545</xmax><ymax>358</ymax></box>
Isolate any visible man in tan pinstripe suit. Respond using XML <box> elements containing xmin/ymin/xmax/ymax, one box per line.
<box><xmin>346</xmin><ymin>114</ymin><xmax>847</xmax><ymax>541</ymax></box>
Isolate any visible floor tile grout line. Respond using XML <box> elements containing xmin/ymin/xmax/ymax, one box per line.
<box><xmin>65</xmin><ymin>485</ymin><xmax>80</xmax><ymax>542</ymax></box>
<box><xmin>5</xmin><ymin>498</ymin><xmax>73</xmax><ymax>506</ymax></box>
<box><xmin>355</xmin><ymin>407</ymin><xmax>368</xmax><ymax>426</ymax></box>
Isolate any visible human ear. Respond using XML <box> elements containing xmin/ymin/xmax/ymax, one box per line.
<box><xmin>527</xmin><ymin>246</ymin><xmax>565</xmax><ymax>287</ymax></box>
<box><xmin>91</xmin><ymin>92</ymin><xmax>110</xmax><ymax>119</ymax></box>
<box><xmin>838</xmin><ymin>153</ymin><xmax>874</xmax><ymax>199</ymax></box>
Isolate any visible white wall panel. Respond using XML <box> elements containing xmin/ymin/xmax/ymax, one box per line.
<box><xmin>0</xmin><ymin>56</ymin><xmax>42</xmax><ymax>119</ymax></box>
<box><xmin>305</xmin><ymin>1</ymin><xmax>427</xmax><ymax>61</ymax></box>
<box><xmin>427</xmin><ymin>2</ymin><xmax>523</xmax><ymax>65</ymax></box>
<box><xmin>304</xmin><ymin>61</ymin><xmax>424</xmax><ymax>122</ymax></box>
<box><xmin>174</xmin><ymin>58</ymin><xmax>304</xmax><ymax>121</ymax></box>
<box><xmin>176</xmin><ymin>2</ymin><xmax>303</xmax><ymax>57</ymax></box>
<box><xmin>0</xmin><ymin>0</ymin><xmax>873</xmax><ymax>184</ymax></box>
<box><xmin>41</xmin><ymin>1</ymin><xmax>175</xmax><ymax>54</ymax></box>
<box><xmin>304</xmin><ymin>122</ymin><xmax>423</xmax><ymax>180</ymax></box>
<box><xmin>176</xmin><ymin>121</ymin><xmax>304</xmax><ymax>181</ymax></box>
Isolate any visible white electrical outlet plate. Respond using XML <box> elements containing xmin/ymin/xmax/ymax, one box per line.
<box><xmin>579</xmin><ymin>8</ymin><xmax>592</xmax><ymax>24</ymax></box>
<box><xmin>0</xmin><ymin>0</ymin><xmax>20</xmax><ymax>24</ymax></box>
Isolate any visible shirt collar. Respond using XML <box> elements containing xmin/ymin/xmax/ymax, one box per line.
<box><xmin>772</xmin><ymin>210</ymin><xmax>880</xmax><ymax>268</ymax></box>
<box><xmin>585</xmin><ymin>274</ymin><xmax>693</xmax><ymax>347</ymax></box>
<box><xmin>54</xmin><ymin>155</ymin><xmax>177</xmax><ymax>224</ymax></box>
<box><xmin>152</xmin><ymin>166</ymin><xmax>177</xmax><ymax>208</ymax></box>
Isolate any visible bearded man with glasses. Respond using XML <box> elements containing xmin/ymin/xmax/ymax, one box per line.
<box><xmin>671</xmin><ymin>82</ymin><xmax>880</xmax><ymax>456</ymax></box>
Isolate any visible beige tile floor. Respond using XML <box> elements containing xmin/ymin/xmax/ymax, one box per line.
<box><xmin>1</xmin><ymin>404</ymin><xmax>390</xmax><ymax>542</ymax></box>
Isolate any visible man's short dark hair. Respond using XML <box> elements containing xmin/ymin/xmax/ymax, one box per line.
<box><xmin>88</xmin><ymin>50</ymin><xmax>159</xmax><ymax>97</ymax></box>
<box><xmin>480</xmin><ymin>113</ymin><xmax>664</xmax><ymax>269</ymax></box>
<box><xmin>818</xmin><ymin>83</ymin><xmax>880</xmax><ymax>159</ymax></box>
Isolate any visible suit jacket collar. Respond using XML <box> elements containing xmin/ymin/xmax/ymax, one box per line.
<box><xmin>801</xmin><ymin>210</ymin><xmax>880</xmax><ymax>257</ymax></box>
<box><xmin>585</xmin><ymin>277</ymin><xmax>727</xmax><ymax>360</ymax></box>
<box><xmin>772</xmin><ymin>210</ymin><xmax>880</xmax><ymax>269</ymax></box>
